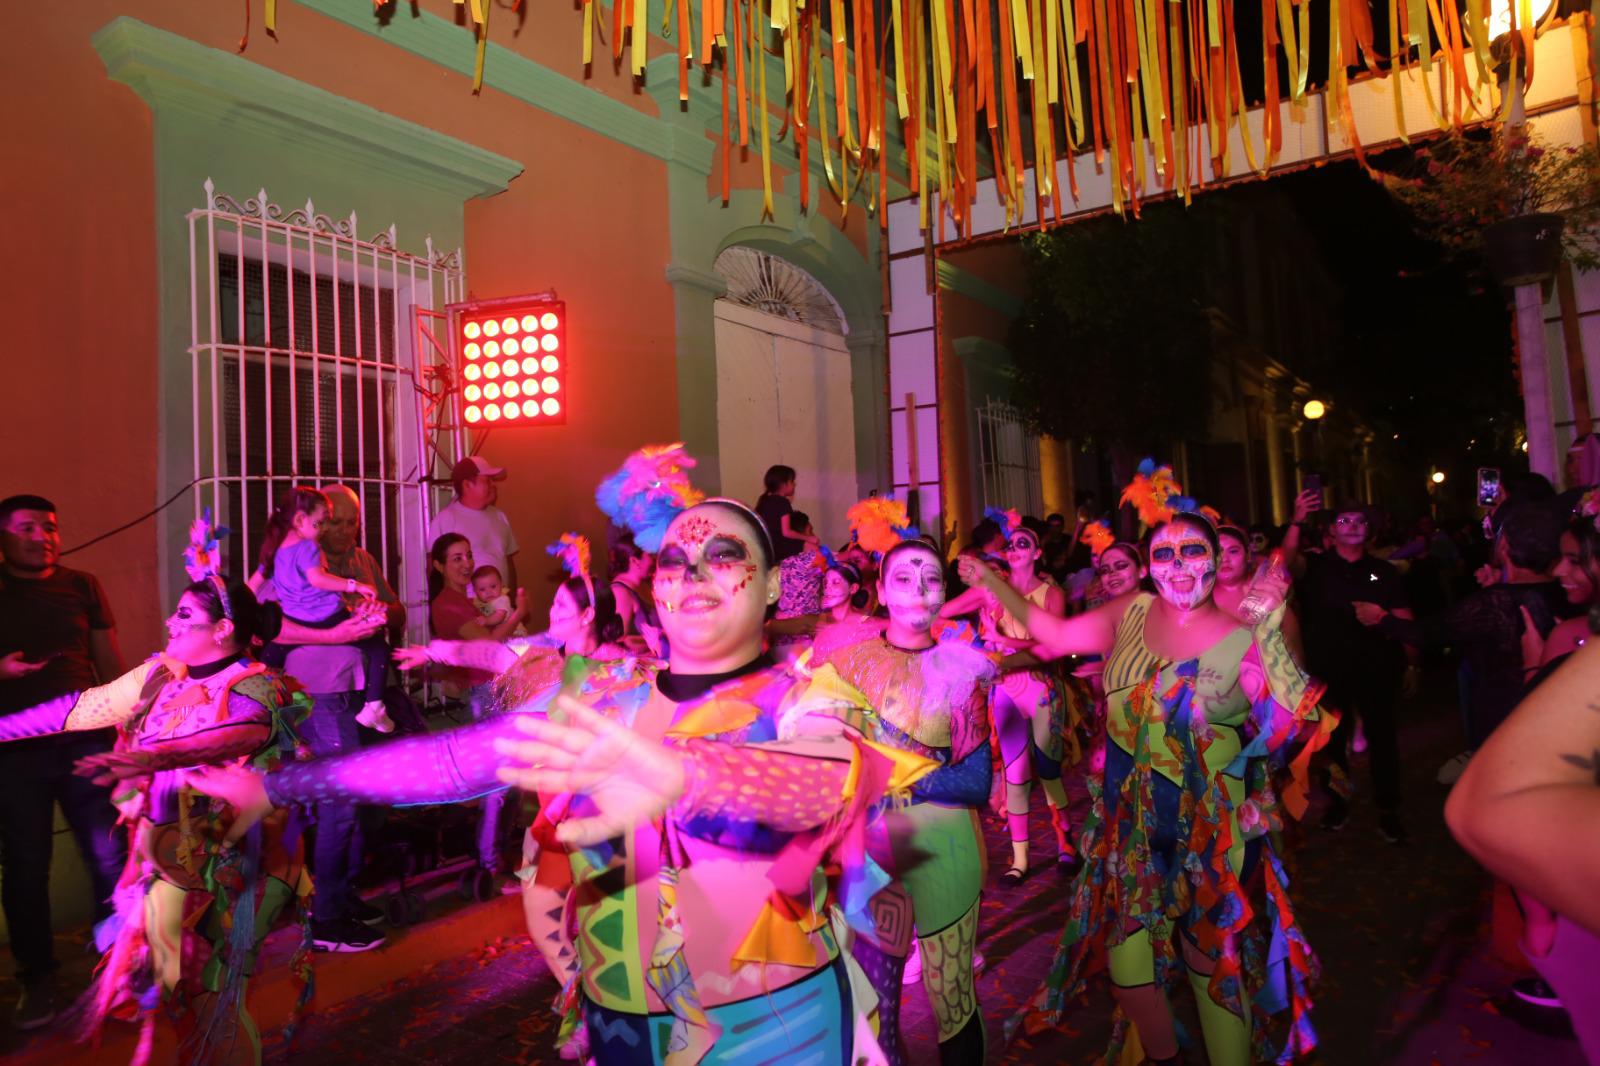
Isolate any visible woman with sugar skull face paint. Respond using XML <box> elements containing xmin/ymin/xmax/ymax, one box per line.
<box><xmin>0</xmin><ymin>552</ymin><xmax>314</xmax><ymax>1066</ymax></box>
<box><xmin>1214</xmin><ymin>525</ymin><xmax>1306</xmax><ymax>663</ymax></box>
<box><xmin>945</xmin><ymin>514</ymin><xmax>1078</xmax><ymax>883</ymax></box>
<box><xmin>185</xmin><ymin>449</ymin><xmax>935</xmax><ymax>1066</ymax></box>
<box><xmin>802</xmin><ymin>530</ymin><xmax>996</xmax><ymax>1065</ymax></box>
<box><xmin>962</xmin><ymin>510</ymin><xmax>1334</xmax><ymax>1065</ymax></box>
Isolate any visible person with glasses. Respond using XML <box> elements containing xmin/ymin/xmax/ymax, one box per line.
<box><xmin>1282</xmin><ymin>500</ymin><xmax>1418</xmax><ymax>843</ymax></box>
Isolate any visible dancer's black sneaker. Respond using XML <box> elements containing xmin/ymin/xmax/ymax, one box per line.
<box><xmin>347</xmin><ymin>896</ymin><xmax>386</xmax><ymax>926</ymax></box>
<box><xmin>312</xmin><ymin>917</ymin><xmax>387</xmax><ymax>953</ymax></box>
<box><xmin>1378</xmin><ymin>811</ymin><xmax>1410</xmax><ymax>845</ymax></box>
<box><xmin>1320</xmin><ymin>795</ymin><xmax>1349</xmax><ymax>832</ymax></box>
<box><xmin>11</xmin><ymin>980</ymin><xmax>57</xmax><ymax>1031</ymax></box>
<box><xmin>1511</xmin><ymin>976</ymin><xmax>1563</xmax><ymax>1009</ymax></box>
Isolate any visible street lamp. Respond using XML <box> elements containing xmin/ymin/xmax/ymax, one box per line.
<box><xmin>1489</xmin><ymin>0</ymin><xmax>1555</xmax><ymax>42</ymax></box>
<box><xmin>1302</xmin><ymin>399</ymin><xmax>1326</xmax><ymax>421</ymax></box>
<box><xmin>1431</xmin><ymin>471</ymin><xmax>1447</xmax><ymax>485</ymax></box>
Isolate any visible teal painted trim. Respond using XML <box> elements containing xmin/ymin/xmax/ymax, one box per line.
<box><xmin>952</xmin><ymin>335</ymin><xmax>1014</xmax><ymax>369</ymax></box>
<box><xmin>292</xmin><ymin>0</ymin><xmax>677</xmax><ymax>161</ymax></box>
<box><xmin>93</xmin><ymin>17</ymin><xmax>521</xmax><ymax>200</ymax></box>
<box><xmin>937</xmin><ymin>261</ymin><xmax>1023</xmax><ymax>318</ymax></box>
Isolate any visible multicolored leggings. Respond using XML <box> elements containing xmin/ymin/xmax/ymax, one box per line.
<box><xmin>992</xmin><ymin>672</ymin><xmax>1068</xmax><ymax>847</ymax></box>
<box><xmin>856</xmin><ymin>802</ymin><xmax>986</xmax><ymax>1065</ymax></box>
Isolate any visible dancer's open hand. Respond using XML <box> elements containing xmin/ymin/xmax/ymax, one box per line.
<box><xmin>393</xmin><ymin>645</ymin><xmax>431</xmax><ymax>671</ymax></box>
<box><xmin>184</xmin><ymin>764</ymin><xmax>275</xmax><ymax>843</ymax></box>
<box><xmin>957</xmin><ymin>554</ymin><xmax>997</xmax><ymax>588</ymax></box>
<box><xmin>493</xmin><ymin>695</ymin><xmax>687</xmax><ymax>846</ymax></box>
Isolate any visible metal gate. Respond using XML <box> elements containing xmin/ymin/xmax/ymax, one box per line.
<box><xmin>975</xmin><ymin>399</ymin><xmax>1044</xmax><ymax>517</ymax></box>
<box><xmin>187</xmin><ymin>179</ymin><xmax>466</xmax><ymax>638</ymax></box>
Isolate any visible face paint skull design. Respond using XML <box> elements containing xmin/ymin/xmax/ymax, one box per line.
<box><xmin>1148</xmin><ymin>523</ymin><xmax>1217</xmax><ymax>611</ymax></box>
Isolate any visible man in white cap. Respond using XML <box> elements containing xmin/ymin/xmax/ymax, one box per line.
<box><xmin>431</xmin><ymin>456</ymin><xmax>520</xmax><ymax>594</ymax></box>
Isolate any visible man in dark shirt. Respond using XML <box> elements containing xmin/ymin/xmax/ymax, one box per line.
<box><xmin>0</xmin><ymin>495</ymin><xmax>128</xmax><ymax>1028</ymax></box>
<box><xmin>1292</xmin><ymin>503</ymin><xmax>1419</xmax><ymax>844</ymax></box>
<box><xmin>1355</xmin><ymin>500</ymin><xmax>1567</xmax><ymax>778</ymax></box>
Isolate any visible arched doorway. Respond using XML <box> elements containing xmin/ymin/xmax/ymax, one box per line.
<box><xmin>712</xmin><ymin>247</ymin><xmax>857</xmax><ymax>545</ymax></box>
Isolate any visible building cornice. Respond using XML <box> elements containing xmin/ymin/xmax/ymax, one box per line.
<box><xmin>93</xmin><ymin>16</ymin><xmax>522</xmax><ymax>200</ymax></box>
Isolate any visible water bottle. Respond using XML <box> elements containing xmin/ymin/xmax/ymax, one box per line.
<box><xmin>1237</xmin><ymin>550</ymin><xmax>1285</xmax><ymax>626</ymax></box>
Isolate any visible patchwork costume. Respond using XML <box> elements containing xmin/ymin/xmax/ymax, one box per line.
<box><xmin>1021</xmin><ymin>593</ymin><xmax>1334</xmax><ymax>1064</ymax></box>
<box><xmin>802</xmin><ymin>619</ymin><xmax>995</xmax><ymax>1064</ymax></box>
<box><xmin>983</xmin><ymin>582</ymin><xmax>1080</xmax><ymax>865</ymax></box>
<box><xmin>0</xmin><ymin>656</ymin><xmax>311</xmax><ymax>1065</ymax></box>
<box><xmin>255</xmin><ymin>655</ymin><xmax>931</xmax><ymax>1066</ymax></box>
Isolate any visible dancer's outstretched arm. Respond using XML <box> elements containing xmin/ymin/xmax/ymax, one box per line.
<box><xmin>958</xmin><ymin>556</ymin><xmax>1124</xmax><ymax>659</ymax></box>
<box><xmin>0</xmin><ymin>661</ymin><xmax>163</xmax><ymax>741</ymax></box>
<box><xmin>1447</xmin><ymin>639</ymin><xmax>1600</xmax><ymax>934</ymax></box>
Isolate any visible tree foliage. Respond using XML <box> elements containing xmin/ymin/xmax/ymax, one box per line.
<box><xmin>1007</xmin><ymin>203</ymin><xmax>1223</xmax><ymax>452</ymax></box>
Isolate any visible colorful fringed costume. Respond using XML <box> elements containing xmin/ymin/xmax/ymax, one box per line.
<box><xmin>984</xmin><ymin>582</ymin><xmax>1080</xmax><ymax>865</ymax></box>
<box><xmin>1023</xmin><ymin>593</ymin><xmax>1335</xmax><ymax>1064</ymax></box>
<box><xmin>255</xmin><ymin>655</ymin><xmax>931</xmax><ymax>1066</ymax></box>
<box><xmin>801</xmin><ymin>619</ymin><xmax>994</xmax><ymax>1064</ymax></box>
<box><xmin>0</xmin><ymin>656</ymin><xmax>312</xmax><ymax>1065</ymax></box>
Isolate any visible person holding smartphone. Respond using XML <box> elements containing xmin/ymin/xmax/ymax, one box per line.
<box><xmin>0</xmin><ymin>495</ymin><xmax>129</xmax><ymax>1030</ymax></box>
<box><xmin>1282</xmin><ymin>496</ymin><xmax>1420</xmax><ymax>844</ymax></box>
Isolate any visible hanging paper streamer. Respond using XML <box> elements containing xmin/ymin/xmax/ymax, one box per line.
<box><xmin>243</xmin><ymin>0</ymin><xmax>1525</xmax><ymax>231</ymax></box>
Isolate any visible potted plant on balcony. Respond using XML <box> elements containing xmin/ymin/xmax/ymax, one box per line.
<box><xmin>1380</xmin><ymin>129</ymin><xmax>1600</xmax><ymax>286</ymax></box>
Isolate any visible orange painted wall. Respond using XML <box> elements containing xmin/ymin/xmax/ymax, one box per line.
<box><xmin>1</xmin><ymin>5</ymin><xmax>161</xmax><ymax>654</ymax></box>
<box><xmin>2</xmin><ymin>0</ymin><xmax>682</xmax><ymax>642</ymax></box>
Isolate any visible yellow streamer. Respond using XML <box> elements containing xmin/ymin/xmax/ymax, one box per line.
<box><xmin>891</xmin><ymin>0</ymin><xmax>910</xmax><ymax>119</ymax></box>
<box><xmin>472</xmin><ymin>0</ymin><xmax>489</xmax><ymax>93</ymax></box>
<box><xmin>758</xmin><ymin>5</ymin><xmax>775</xmax><ymax>219</ymax></box>
<box><xmin>1011</xmin><ymin>0</ymin><xmax>1034</xmax><ymax>80</ymax></box>
<box><xmin>1059</xmin><ymin>0</ymin><xmax>1084</xmax><ymax>144</ymax></box>
<box><xmin>632</xmin><ymin>0</ymin><xmax>648</xmax><ymax>76</ymax></box>
<box><xmin>1389</xmin><ymin>0</ymin><xmax>1410</xmax><ymax>143</ymax></box>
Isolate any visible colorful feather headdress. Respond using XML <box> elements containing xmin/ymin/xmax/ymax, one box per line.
<box><xmin>594</xmin><ymin>443</ymin><xmax>705</xmax><ymax>553</ymax></box>
<box><xmin>847</xmin><ymin>497</ymin><xmax>918</xmax><ymax>556</ymax></box>
<box><xmin>546</xmin><ymin>532</ymin><xmax>595</xmax><ymax>605</ymax></box>
<box><xmin>984</xmin><ymin>507</ymin><xmax>1023</xmax><ymax>542</ymax></box>
<box><xmin>1079</xmin><ymin>519</ymin><xmax>1115</xmax><ymax>559</ymax></box>
<box><xmin>1120</xmin><ymin>459</ymin><xmax>1197</xmax><ymax>528</ymax></box>
<box><xmin>183</xmin><ymin>507</ymin><xmax>233</xmax><ymax>618</ymax></box>
<box><xmin>1580</xmin><ymin>488</ymin><xmax>1600</xmax><ymax>528</ymax></box>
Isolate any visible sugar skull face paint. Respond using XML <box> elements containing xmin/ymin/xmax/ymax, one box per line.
<box><xmin>820</xmin><ymin>568</ymin><xmax>856</xmax><ymax>611</ymax></box>
<box><xmin>1148</xmin><ymin>522</ymin><xmax>1216</xmax><ymax>611</ymax></box>
<box><xmin>878</xmin><ymin>544</ymin><xmax>946</xmax><ymax>634</ymax></box>
<box><xmin>1003</xmin><ymin>531</ymin><xmax>1041</xmax><ymax>575</ymax></box>
<box><xmin>1095</xmin><ymin>546</ymin><xmax>1143</xmax><ymax>599</ymax></box>
<box><xmin>653</xmin><ymin>506</ymin><xmax>776</xmax><ymax>670</ymax></box>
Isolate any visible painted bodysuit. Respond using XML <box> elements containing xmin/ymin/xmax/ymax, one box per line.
<box><xmin>0</xmin><ymin>656</ymin><xmax>311</xmax><ymax>1065</ymax></box>
<box><xmin>984</xmin><ymin>583</ymin><xmax>1079</xmax><ymax>858</ymax></box>
<box><xmin>803</xmin><ymin>620</ymin><xmax>995</xmax><ymax>1064</ymax></box>
<box><xmin>1025</xmin><ymin>594</ymin><xmax>1335</xmax><ymax>1064</ymax></box>
<box><xmin>258</xmin><ymin>654</ymin><xmax>931</xmax><ymax>1066</ymax></box>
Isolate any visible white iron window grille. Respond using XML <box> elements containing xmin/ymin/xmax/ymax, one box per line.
<box><xmin>975</xmin><ymin>399</ymin><xmax>1044</xmax><ymax>517</ymax></box>
<box><xmin>188</xmin><ymin>180</ymin><xmax>466</xmax><ymax>641</ymax></box>
<box><xmin>714</xmin><ymin>247</ymin><xmax>848</xmax><ymax>335</ymax></box>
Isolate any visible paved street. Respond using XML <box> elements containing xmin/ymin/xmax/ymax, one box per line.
<box><xmin>258</xmin><ymin>670</ymin><xmax>1586</xmax><ymax>1065</ymax></box>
